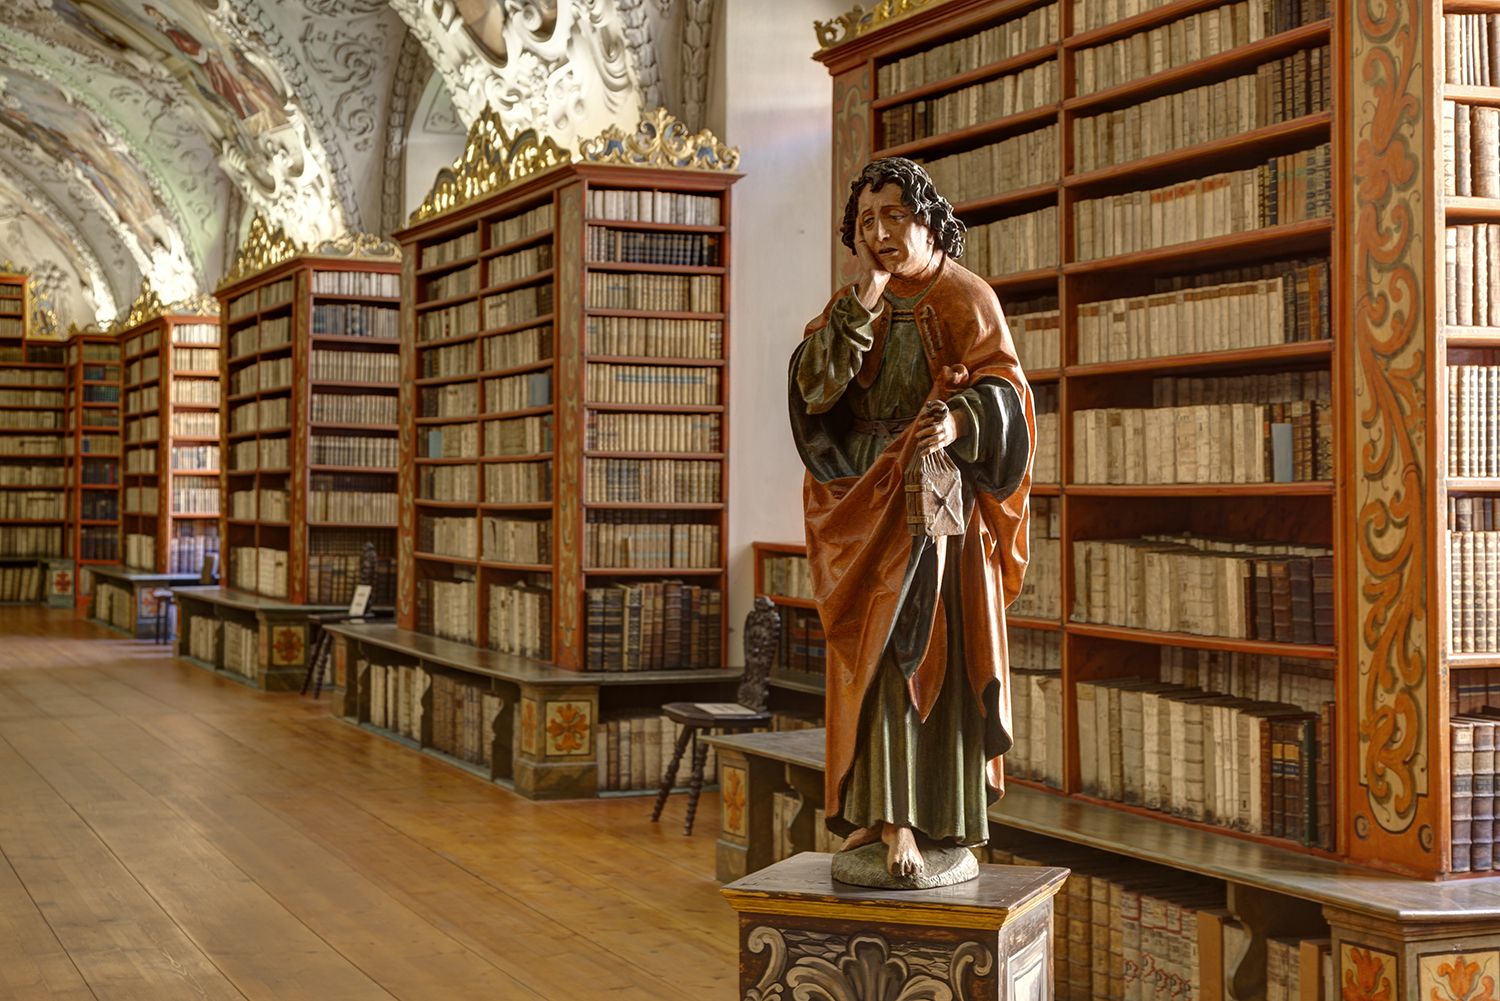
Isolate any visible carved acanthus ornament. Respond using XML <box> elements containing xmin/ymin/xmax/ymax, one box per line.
<box><xmin>409</xmin><ymin>107</ymin><xmax>570</xmax><ymax>224</ymax></box>
<box><xmin>814</xmin><ymin>0</ymin><xmax>949</xmax><ymax>50</ymax></box>
<box><xmin>113</xmin><ymin>280</ymin><xmax>167</xmax><ymax>332</ymax></box>
<box><xmin>221</xmin><ymin>214</ymin><xmax>304</xmax><ymax>287</ymax></box>
<box><xmin>578</xmin><ymin>107</ymin><xmax>739</xmax><ymax>171</ymax></box>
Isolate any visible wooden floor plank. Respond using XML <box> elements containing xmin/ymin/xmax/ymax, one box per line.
<box><xmin>0</xmin><ymin>852</ymin><xmax>96</xmax><ymax>1001</ymax></box>
<box><xmin>0</xmin><ymin>609</ymin><xmax>739</xmax><ymax>1000</ymax></box>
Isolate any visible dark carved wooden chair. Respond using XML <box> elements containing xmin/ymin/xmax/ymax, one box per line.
<box><xmin>650</xmin><ymin>595</ymin><xmax>781</xmax><ymax>834</ymax></box>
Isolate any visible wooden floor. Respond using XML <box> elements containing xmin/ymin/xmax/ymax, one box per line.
<box><xmin>0</xmin><ymin>608</ymin><xmax>735</xmax><ymax>1000</ymax></box>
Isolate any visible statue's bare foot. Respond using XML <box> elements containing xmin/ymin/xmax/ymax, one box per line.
<box><xmin>840</xmin><ymin>824</ymin><xmax>883</xmax><ymax>851</ymax></box>
<box><xmin>882</xmin><ymin>825</ymin><xmax>924</xmax><ymax>878</ymax></box>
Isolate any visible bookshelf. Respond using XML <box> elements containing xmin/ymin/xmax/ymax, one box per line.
<box><xmin>64</xmin><ymin>328</ymin><xmax>122</xmax><ymax>606</ymax></box>
<box><xmin>809</xmin><ymin>0</ymin><xmax>1495</xmax><ymax>991</ymax></box>
<box><xmin>0</xmin><ymin>272</ymin><xmax>67</xmax><ymax>604</ymax></box>
<box><xmin>323</xmin><ymin>109</ymin><xmax>743</xmax><ymax>800</ymax></box>
<box><xmin>213</xmin><ymin>218</ymin><xmax>402</xmax><ymax>607</ymax></box>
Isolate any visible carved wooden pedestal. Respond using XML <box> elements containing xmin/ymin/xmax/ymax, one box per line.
<box><xmin>722</xmin><ymin>852</ymin><xmax>1068</xmax><ymax>1001</ymax></box>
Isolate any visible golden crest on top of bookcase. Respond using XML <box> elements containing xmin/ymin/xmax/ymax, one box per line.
<box><xmin>814</xmin><ymin>0</ymin><xmax>949</xmax><ymax>50</ymax></box>
<box><xmin>113</xmin><ymin>279</ymin><xmax>166</xmax><ymax>332</ymax></box>
<box><xmin>222</xmin><ymin>214</ymin><xmax>304</xmax><ymax>287</ymax></box>
<box><xmin>312</xmin><ymin>231</ymin><xmax>401</xmax><ymax>262</ymax></box>
<box><xmin>578</xmin><ymin>107</ymin><xmax>740</xmax><ymax>172</ymax></box>
<box><xmin>409</xmin><ymin>106</ymin><xmax>570</xmax><ymax>225</ymax></box>
<box><xmin>172</xmin><ymin>293</ymin><xmax>220</xmax><ymax>317</ymax></box>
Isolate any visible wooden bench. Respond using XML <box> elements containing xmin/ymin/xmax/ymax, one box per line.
<box><xmin>325</xmin><ymin>620</ymin><xmax>743</xmax><ymax>800</ymax></box>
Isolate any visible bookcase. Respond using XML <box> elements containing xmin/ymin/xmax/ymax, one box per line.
<box><xmin>752</xmin><ymin>542</ymin><xmax>828</xmax><ymax>730</ymax></box>
<box><xmin>809</xmin><ymin>0</ymin><xmax>1497</xmax><ymax>993</ymax></box>
<box><xmin>64</xmin><ymin>328</ymin><xmax>122</xmax><ymax>606</ymax></box>
<box><xmin>213</xmin><ymin>221</ymin><xmax>402</xmax><ymax>607</ymax></box>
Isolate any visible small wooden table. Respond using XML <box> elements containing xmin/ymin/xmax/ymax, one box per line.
<box><xmin>172</xmin><ymin>586</ymin><xmax>345</xmax><ymax>691</ymax></box>
<box><xmin>90</xmin><ymin>566</ymin><xmax>199</xmax><ymax>639</ymax></box>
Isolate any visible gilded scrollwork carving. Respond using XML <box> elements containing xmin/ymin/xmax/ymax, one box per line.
<box><xmin>814</xmin><ymin>0</ymin><xmax>948</xmax><ymax>50</ymax></box>
<box><xmin>221</xmin><ymin>213</ymin><xmax>304</xmax><ymax>286</ymax></box>
<box><xmin>578</xmin><ymin>106</ymin><xmax>738</xmax><ymax>171</ymax></box>
<box><xmin>409</xmin><ymin>107</ymin><xmax>570</xmax><ymax>224</ymax></box>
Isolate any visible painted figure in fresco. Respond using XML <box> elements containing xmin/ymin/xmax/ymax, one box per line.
<box><xmin>789</xmin><ymin>157</ymin><xmax>1034</xmax><ymax>883</ymax></box>
<box><xmin>142</xmin><ymin>4</ymin><xmax>286</xmax><ymax>129</ymax></box>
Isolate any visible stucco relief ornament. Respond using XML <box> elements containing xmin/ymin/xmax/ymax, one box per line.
<box><xmin>578</xmin><ymin>107</ymin><xmax>739</xmax><ymax>170</ymax></box>
<box><xmin>409</xmin><ymin>106</ymin><xmax>570</xmax><ymax>224</ymax></box>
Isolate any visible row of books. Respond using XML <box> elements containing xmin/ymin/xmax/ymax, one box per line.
<box><xmin>186</xmin><ymin>616</ymin><xmax>221</xmax><ymax>664</ymax></box>
<box><xmin>484</xmin><ymin>371</ymin><xmax>551</xmax><ymax>413</ymax></box>
<box><xmin>585</xmin><ymin>189</ymin><xmax>720</xmax><ymax>227</ymax></box>
<box><xmin>126</xmin><ymin>387</ymin><xmax>159</xmax><ymax>414</ymax></box>
<box><xmin>171</xmin><ymin>444</ymin><xmax>218</xmax><ymax>471</ymax></box>
<box><xmin>308</xmin><ymin>392</ymin><xmax>397</xmax><ymax>426</ymax></box>
<box><xmin>1011</xmin><ymin>625</ymin><xmax>1061</xmax><ymax>669</ymax></box>
<box><xmin>1011</xmin><ymin>538</ymin><xmax>1061</xmax><ymax>620</ymax></box>
<box><xmin>584</xmin><ymin>272</ymin><xmax>721</xmax><ymax>314</ymax></box>
<box><xmin>124</xmin><ymin>533</ymin><xmax>155</xmax><ymax>570</ymax></box>
<box><xmin>1034</xmin><ymin>395</ymin><xmax>1060</xmax><ymax>483</ymax></box>
<box><xmin>1072</xmin><ymin>400</ymin><xmax>1331</xmax><ymax>484</ymax></box>
<box><xmin>920</xmin><ymin>124</ymin><xmax>1057</xmax><ymax>205</ymax></box>
<box><xmin>418</xmin><ymin>301</ymin><xmax>480</xmax><ymax>343</ymax></box>
<box><xmin>1073</xmin><ymin>46</ymin><xmax>1331</xmax><ymax>174</ymax></box>
<box><xmin>224</xmin><ymin>277</ymin><xmax>293</xmax><ymax>319</ymax></box>
<box><xmin>1448</xmin><ymin>366</ymin><xmax>1500</xmax><ymax>477</ymax></box>
<box><xmin>306</xmin><ymin>551</ymin><xmax>395</xmax><ymax>606</ymax></box>
<box><xmin>775</xmin><ymin>605</ymin><xmax>826</xmax><ymax>677</ymax></box>
<box><xmin>583</xmin><ymin>581</ymin><xmax>723</xmax><ymax>671</ymax></box>
<box><xmin>586</xmin><ymin>228</ymin><xmax>719</xmax><ymax>267</ymax></box>
<box><xmin>418</xmin><ymin>577</ymin><xmax>476</xmax><ymax>644</ymax></box>
<box><xmin>309</xmin><ymin>348</ymin><xmax>399</xmax><ymax>384</ymax></box>
<box><xmin>485</xmin><ymin>460</ymin><xmax>550</xmax><ymax>504</ymax></box>
<box><xmin>487</xmin><ymin>244</ymin><xmax>553</xmax><ymax>288</ymax></box>
<box><xmin>229</xmin><ymin>317</ymin><xmax>290</xmax><ymax>359</ymax></box>
<box><xmin>431</xmin><ymin>672</ymin><xmax>504</xmax><ymax>770</ymax></box>
<box><xmin>1445</xmin><ymin>13</ymin><xmax>1500</xmax><ymax>86</ymax></box>
<box><xmin>1076</xmin><ymin>676</ymin><xmax>1333</xmax><ymax>846</ymax></box>
<box><xmin>486</xmin><ymin>415</ymin><xmax>552</xmax><ymax>456</ymax></box>
<box><xmin>1071</xmin><ymin>0</ymin><xmax>1172</xmax><ymax>33</ymax></box>
<box><xmin>171</xmin><ymin>379</ymin><xmax>219</xmax><ymax>405</ymax></box>
<box><xmin>0</xmin><ymin>492</ymin><xmax>64</xmax><ymax>519</ymax></box>
<box><xmin>585</xmin><ymin>363</ymin><xmax>718</xmax><ymax>406</ymax></box>
<box><xmin>0</xmin><ymin>388</ymin><xmax>62</xmax><ymax>407</ymax></box>
<box><xmin>420</xmin><ymin>229</ymin><xmax>479</xmax><ymax>271</ymax></box>
<box><xmin>93</xmin><ymin>581</ymin><xmax>134</xmax><ymax>630</ymax></box>
<box><xmin>760</xmin><ymin>553</ymin><xmax>812</xmax><ymax>602</ymax></box>
<box><xmin>0</xmin><ymin>563</ymin><xmax>45</xmax><ymax>602</ymax></box>
<box><xmin>491</xmin><ymin>203</ymin><xmax>552</xmax><ymax>248</ymax></box>
<box><xmin>311</xmin><ymin>304</ymin><xmax>399</xmax><ymax>340</ymax></box>
<box><xmin>1444</xmin><ymin>101</ymin><xmax>1500</xmax><ymax>199</ymax></box>
<box><xmin>419</xmin><ymin>465</ymin><xmax>476</xmax><ymax>503</ymax></box>
<box><xmin>124</xmin><ymin>487</ymin><xmax>158</xmax><ymax>515</ymax></box>
<box><xmin>585</xmin><ymin>462</ymin><xmax>720</xmax><ymax>510</ymax></box>
<box><xmin>1451</xmin><ymin>712</ymin><xmax>1500</xmax><ymax>871</ymax></box>
<box><xmin>80</xmin><ymin>384</ymin><xmax>121</xmax><ymax>403</ymax></box>
<box><xmin>420</xmin><ymin>422</ymin><xmax>479</xmax><ymax>460</ymax></box>
<box><xmin>310</xmin><ymin>270</ymin><xmax>398</xmax><ymax>298</ymax></box>
<box><xmin>123</xmin><ymin>331</ymin><xmax>161</xmax><ymax>359</ymax></box>
<box><xmin>0</xmin><ymin>527</ymin><xmax>61</xmax><ymax>557</ymax></box>
<box><xmin>422</xmin><ymin>382</ymin><xmax>478</xmax><ymax>419</ymax></box>
<box><xmin>585</xmin><ymin>316</ymin><xmax>722</xmax><ymax>360</ymax></box>
<box><xmin>171</xmin><ymin>485</ymin><xmax>218</xmax><ymax>515</ymax></box>
<box><xmin>309</xmin><ymin>476</ymin><xmax>398</xmax><ymax>522</ymax></box>
<box><xmin>78</xmin><ymin>492</ymin><xmax>118</xmax><ymax>519</ymax></box>
<box><xmin>489</xmin><ymin>580</ymin><xmax>551</xmax><ymax>659</ymax></box>
<box><xmin>1073</xmin><ymin>0</ymin><xmax>1324</xmax><ymax>95</ymax></box>
<box><xmin>419</xmin><ymin>515</ymin><xmax>477</xmax><ymax>560</ymax></box>
<box><xmin>222</xmin><ymin>621</ymin><xmax>258</xmax><ymax>680</ymax></box>
<box><xmin>75</xmin><ymin>526</ymin><xmax>119</xmax><ymax>562</ymax></box>
<box><xmin>230</xmin><ymin>357</ymin><xmax>292</xmax><ymax>395</ymax></box>
<box><xmin>365</xmin><ymin>660</ymin><xmax>422</xmax><ymax>741</ymax></box>
<box><xmin>166</xmin><ymin>524</ymin><xmax>218</xmax><ymax>575</ymax></box>
<box><xmin>172</xmin><ymin>348</ymin><xmax>216</xmax><ymax>372</ymax></box>
<box><xmin>424</xmin><ymin>264</ymin><xmax>478</xmax><ymax>302</ymax></box>
<box><xmin>0</xmin><ymin>465</ymin><xmax>63</xmax><ymax>485</ymax></box>
<box><xmin>0</xmin><ymin>367</ymin><xmax>63</xmax><ymax>386</ymax></box>
<box><xmin>583</xmin><ymin>516</ymin><xmax>719</xmax><ymax>569</ymax></box>
<box><xmin>481</xmin><ymin>517</ymin><xmax>550</xmax><ymax>564</ymax></box>
<box><xmin>962</xmin><ymin>206</ymin><xmax>1058</xmax><ymax>277</ymax></box>
<box><xmin>1074</xmin><ymin>145</ymin><xmax>1332</xmax><ymax>260</ymax></box>
<box><xmin>484</xmin><ymin>284</ymin><xmax>554</xmax><ymax>330</ymax></box>
<box><xmin>597</xmin><ymin>713</ymin><xmax>720</xmax><ymax>792</ymax></box>
<box><xmin>1072</xmin><ymin>536</ymin><xmax>1335</xmax><ymax>643</ymax></box>
<box><xmin>1445</xmin><ymin>224</ymin><xmax>1500</xmax><ymax>327</ymax></box>
<box><xmin>229</xmin><ymin>546</ymin><xmax>288</xmax><ymax>598</ymax></box>
<box><xmin>879</xmin><ymin>60</ymin><xmax>1058</xmax><ymax>150</ymax></box>
<box><xmin>1009</xmin><ymin>668</ymin><xmax>1062</xmax><ymax>786</ymax></box>
<box><xmin>0</xmin><ymin>411</ymin><xmax>62</xmax><ymax>430</ymax></box>
<box><xmin>585</xmin><ymin>412</ymin><xmax>720</xmax><ymax>454</ymax></box>
<box><xmin>69</xmin><ymin>435</ymin><xmax>120</xmax><ymax>455</ymax></box>
<box><xmin>0</xmin><ymin>436</ymin><xmax>63</xmax><ymax>456</ymax></box>
<box><xmin>1449</xmin><ymin>531</ymin><xmax>1500</xmax><ymax>653</ymax></box>
<box><xmin>307</xmin><ymin>434</ymin><xmax>398</xmax><ymax>468</ymax></box>
<box><xmin>1077</xmin><ymin>258</ymin><xmax>1331</xmax><ymax>363</ymax></box>
<box><xmin>230</xmin><ymin>437</ymin><xmax>289</xmax><ymax>470</ymax></box>
<box><xmin>876</xmin><ymin>2</ymin><xmax>1058</xmax><ymax>95</ymax></box>
<box><xmin>173</xmin><ymin>323</ymin><xmax>218</xmax><ymax>346</ymax></box>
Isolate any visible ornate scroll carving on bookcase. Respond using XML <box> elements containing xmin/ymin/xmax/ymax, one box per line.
<box><xmin>577</xmin><ymin>107</ymin><xmax>739</xmax><ymax>170</ymax></box>
<box><xmin>814</xmin><ymin>0</ymin><xmax>951</xmax><ymax>50</ymax></box>
<box><xmin>408</xmin><ymin>108</ymin><xmax>570</xmax><ymax>224</ymax></box>
<box><xmin>831</xmin><ymin>65</ymin><xmax>872</xmax><ymax>288</ymax></box>
<box><xmin>1348</xmin><ymin>0</ymin><xmax>1436</xmax><ymax>869</ymax></box>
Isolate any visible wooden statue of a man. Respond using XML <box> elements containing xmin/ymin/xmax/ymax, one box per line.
<box><xmin>788</xmin><ymin>157</ymin><xmax>1035</xmax><ymax>887</ymax></box>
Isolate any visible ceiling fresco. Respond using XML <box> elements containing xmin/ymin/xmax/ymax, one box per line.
<box><xmin>0</xmin><ymin>0</ymin><xmax>715</xmax><ymax>330</ymax></box>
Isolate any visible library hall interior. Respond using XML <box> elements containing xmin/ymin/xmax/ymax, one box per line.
<box><xmin>4</xmin><ymin>0</ymin><xmax>1500</xmax><ymax>998</ymax></box>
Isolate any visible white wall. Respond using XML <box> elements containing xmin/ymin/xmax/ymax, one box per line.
<box><xmin>713</xmin><ymin>0</ymin><xmax>848</xmax><ymax>662</ymax></box>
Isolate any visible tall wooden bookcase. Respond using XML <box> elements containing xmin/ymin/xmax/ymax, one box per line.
<box><xmin>807</xmin><ymin>0</ymin><xmax>1500</xmax><ymax>985</ymax></box>
<box><xmin>394</xmin><ymin>114</ymin><xmax>737</xmax><ymax>673</ymax></box>
<box><xmin>119</xmin><ymin>292</ymin><xmax>223</xmax><ymax>577</ymax></box>
<box><xmin>213</xmin><ymin>220</ymin><xmax>402</xmax><ymax>606</ymax></box>
<box><xmin>64</xmin><ymin>329</ymin><xmax>123</xmax><ymax>602</ymax></box>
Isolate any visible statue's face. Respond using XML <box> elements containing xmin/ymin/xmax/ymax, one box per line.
<box><xmin>856</xmin><ymin>183</ymin><xmax>935</xmax><ymax>279</ymax></box>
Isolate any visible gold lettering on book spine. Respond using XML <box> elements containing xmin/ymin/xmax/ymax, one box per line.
<box><xmin>410</xmin><ymin>107</ymin><xmax>570</xmax><ymax>224</ymax></box>
<box><xmin>222</xmin><ymin>215</ymin><xmax>303</xmax><ymax>286</ymax></box>
<box><xmin>578</xmin><ymin>108</ymin><xmax>739</xmax><ymax>171</ymax></box>
<box><xmin>814</xmin><ymin>0</ymin><xmax>948</xmax><ymax>50</ymax></box>
<box><xmin>1349</xmin><ymin>0</ymin><xmax>1434</xmax><ymax>861</ymax></box>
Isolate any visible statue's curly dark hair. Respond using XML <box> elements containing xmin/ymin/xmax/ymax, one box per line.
<box><xmin>840</xmin><ymin>157</ymin><xmax>966</xmax><ymax>260</ymax></box>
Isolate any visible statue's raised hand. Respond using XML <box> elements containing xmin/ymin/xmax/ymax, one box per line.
<box><xmin>853</xmin><ymin>236</ymin><xmax>891</xmax><ymax>311</ymax></box>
